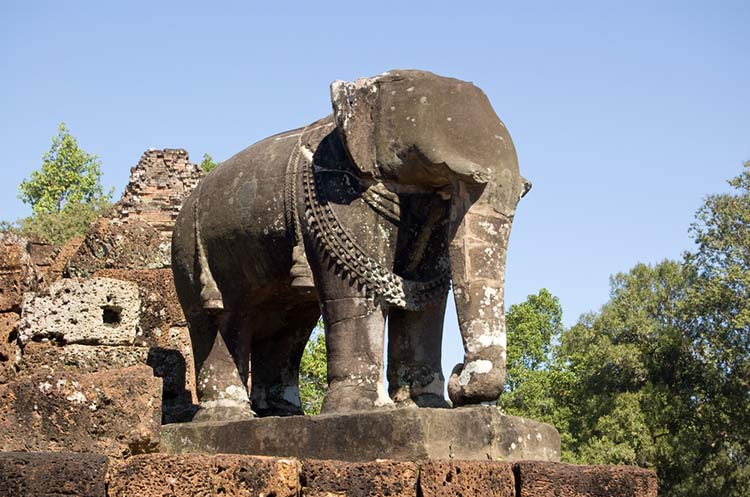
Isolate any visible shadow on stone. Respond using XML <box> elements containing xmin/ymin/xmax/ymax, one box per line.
<box><xmin>147</xmin><ymin>347</ymin><xmax>197</xmax><ymax>423</ymax></box>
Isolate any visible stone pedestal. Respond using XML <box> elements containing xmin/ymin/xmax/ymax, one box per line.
<box><xmin>161</xmin><ymin>406</ymin><xmax>561</xmax><ymax>462</ymax></box>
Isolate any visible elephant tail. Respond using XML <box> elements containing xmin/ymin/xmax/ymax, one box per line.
<box><xmin>193</xmin><ymin>182</ymin><xmax>224</xmax><ymax>313</ymax></box>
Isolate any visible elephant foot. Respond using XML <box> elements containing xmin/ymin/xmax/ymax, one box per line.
<box><xmin>251</xmin><ymin>385</ymin><xmax>305</xmax><ymax>417</ymax></box>
<box><xmin>191</xmin><ymin>400</ymin><xmax>256</xmax><ymax>422</ymax></box>
<box><xmin>321</xmin><ymin>382</ymin><xmax>394</xmax><ymax>414</ymax></box>
<box><xmin>393</xmin><ymin>393</ymin><xmax>450</xmax><ymax>409</ymax></box>
<box><xmin>253</xmin><ymin>399</ymin><xmax>304</xmax><ymax>417</ymax></box>
<box><xmin>389</xmin><ymin>367</ymin><xmax>448</xmax><ymax>408</ymax></box>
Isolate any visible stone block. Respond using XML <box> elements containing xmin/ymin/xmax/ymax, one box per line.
<box><xmin>0</xmin><ymin>312</ymin><xmax>20</xmax><ymax>384</ymax></box>
<box><xmin>419</xmin><ymin>460</ymin><xmax>515</xmax><ymax>497</ymax></box>
<box><xmin>27</xmin><ymin>240</ymin><xmax>59</xmax><ymax>268</ymax></box>
<box><xmin>0</xmin><ymin>235</ymin><xmax>26</xmax><ymax>271</ymax></box>
<box><xmin>17</xmin><ymin>342</ymin><xmax>150</xmax><ymax>375</ymax></box>
<box><xmin>0</xmin><ymin>234</ymin><xmax>34</xmax><ymax>313</ymax></box>
<box><xmin>92</xmin><ymin>268</ymin><xmax>187</xmax><ymax>343</ymax></box>
<box><xmin>162</xmin><ymin>406</ymin><xmax>561</xmax><ymax>462</ymax></box>
<box><xmin>514</xmin><ymin>461</ymin><xmax>658</xmax><ymax>497</ymax></box>
<box><xmin>301</xmin><ymin>459</ymin><xmax>418</xmax><ymax>497</ymax></box>
<box><xmin>48</xmin><ymin>235</ymin><xmax>84</xmax><ymax>280</ymax></box>
<box><xmin>0</xmin><ymin>235</ymin><xmax>68</xmax><ymax>313</ymax></box>
<box><xmin>0</xmin><ymin>452</ymin><xmax>107</xmax><ymax>497</ymax></box>
<box><xmin>18</xmin><ymin>341</ymin><xmax>197</xmax><ymax>424</ymax></box>
<box><xmin>19</xmin><ymin>277</ymin><xmax>141</xmax><ymax>346</ymax></box>
<box><xmin>108</xmin><ymin>454</ymin><xmax>300</xmax><ymax>497</ymax></box>
<box><xmin>0</xmin><ymin>365</ymin><xmax>161</xmax><ymax>458</ymax></box>
<box><xmin>0</xmin><ymin>270</ymin><xmax>24</xmax><ymax>313</ymax></box>
<box><xmin>65</xmin><ymin>217</ymin><xmax>170</xmax><ymax>277</ymax></box>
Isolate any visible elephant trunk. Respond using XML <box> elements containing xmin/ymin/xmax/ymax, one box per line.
<box><xmin>447</xmin><ymin>182</ymin><xmax>514</xmax><ymax>406</ymax></box>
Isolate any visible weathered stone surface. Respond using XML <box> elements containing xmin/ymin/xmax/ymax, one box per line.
<box><xmin>0</xmin><ymin>365</ymin><xmax>161</xmax><ymax>457</ymax></box>
<box><xmin>0</xmin><ymin>269</ymin><xmax>24</xmax><ymax>313</ymax></box>
<box><xmin>0</xmin><ymin>312</ymin><xmax>20</xmax><ymax>384</ymax></box>
<box><xmin>0</xmin><ymin>234</ymin><xmax>37</xmax><ymax>313</ymax></box>
<box><xmin>66</xmin><ymin>217</ymin><xmax>171</xmax><ymax>277</ymax></box>
<box><xmin>18</xmin><ymin>341</ymin><xmax>197</xmax><ymax>423</ymax></box>
<box><xmin>92</xmin><ymin>268</ymin><xmax>186</xmax><ymax>343</ymax></box>
<box><xmin>19</xmin><ymin>277</ymin><xmax>141</xmax><ymax>346</ymax></box>
<box><xmin>108</xmin><ymin>453</ymin><xmax>300</xmax><ymax>497</ymax></box>
<box><xmin>88</xmin><ymin>270</ymin><xmax>195</xmax><ymax>418</ymax></box>
<box><xmin>0</xmin><ymin>235</ymin><xmax>66</xmax><ymax>312</ymax></box>
<box><xmin>65</xmin><ymin>149</ymin><xmax>203</xmax><ymax>278</ymax></box>
<box><xmin>514</xmin><ymin>461</ymin><xmax>658</xmax><ymax>497</ymax></box>
<box><xmin>0</xmin><ymin>234</ymin><xmax>27</xmax><ymax>271</ymax></box>
<box><xmin>0</xmin><ymin>452</ymin><xmax>107</xmax><ymax>497</ymax></box>
<box><xmin>420</xmin><ymin>460</ymin><xmax>515</xmax><ymax>497</ymax></box>
<box><xmin>48</xmin><ymin>234</ymin><xmax>84</xmax><ymax>280</ymax></box>
<box><xmin>301</xmin><ymin>459</ymin><xmax>419</xmax><ymax>497</ymax></box>
<box><xmin>18</xmin><ymin>342</ymin><xmax>149</xmax><ymax>375</ymax></box>
<box><xmin>27</xmin><ymin>240</ymin><xmax>59</xmax><ymax>270</ymax></box>
<box><xmin>0</xmin><ymin>454</ymin><xmax>661</xmax><ymax>497</ymax></box>
<box><xmin>162</xmin><ymin>406</ymin><xmax>560</xmax><ymax>462</ymax></box>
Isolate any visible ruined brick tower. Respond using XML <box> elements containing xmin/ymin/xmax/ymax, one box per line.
<box><xmin>116</xmin><ymin>149</ymin><xmax>204</xmax><ymax>240</ymax></box>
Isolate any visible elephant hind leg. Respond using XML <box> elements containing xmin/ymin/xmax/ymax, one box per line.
<box><xmin>250</xmin><ymin>301</ymin><xmax>319</xmax><ymax>417</ymax></box>
<box><xmin>190</xmin><ymin>308</ymin><xmax>255</xmax><ymax>422</ymax></box>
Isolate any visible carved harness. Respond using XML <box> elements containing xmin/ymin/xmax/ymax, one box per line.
<box><xmin>285</xmin><ymin>124</ymin><xmax>450</xmax><ymax>311</ymax></box>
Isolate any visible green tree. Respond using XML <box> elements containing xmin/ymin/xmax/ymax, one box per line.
<box><xmin>677</xmin><ymin>161</ymin><xmax>750</xmax><ymax>496</ymax></box>
<box><xmin>560</xmin><ymin>261</ymin><xmax>692</xmax><ymax>471</ymax></box>
<box><xmin>546</xmin><ymin>162</ymin><xmax>750</xmax><ymax>497</ymax></box>
<box><xmin>299</xmin><ymin>323</ymin><xmax>327</xmax><ymax>415</ymax></box>
<box><xmin>200</xmin><ymin>153</ymin><xmax>218</xmax><ymax>173</ymax></box>
<box><xmin>505</xmin><ymin>288</ymin><xmax>563</xmax><ymax>385</ymax></box>
<box><xmin>498</xmin><ymin>289</ymin><xmax>578</xmax><ymax>458</ymax></box>
<box><xmin>11</xmin><ymin>123</ymin><xmax>112</xmax><ymax>244</ymax></box>
<box><xmin>19</xmin><ymin>123</ymin><xmax>109</xmax><ymax>214</ymax></box>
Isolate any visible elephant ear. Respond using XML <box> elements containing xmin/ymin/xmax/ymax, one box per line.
<box><xmin>330</xmin><ymin>76</ymin><xmax>382</xmax><ymax>179</ymax></box>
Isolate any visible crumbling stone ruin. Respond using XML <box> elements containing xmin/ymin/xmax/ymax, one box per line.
<box><xmin>66</xmin><ymin>149</ymin><xmax>204</xmax><ymax>278</ymax></box>
<box><xmin>116</xmin><ymin>148</ymin><xmax>204</xmax><ymax>239</ymax></box>
<box><xmin>0</xmin><ymin>148</ymin><xmax>202</xmax><ymax>440</ymax></box>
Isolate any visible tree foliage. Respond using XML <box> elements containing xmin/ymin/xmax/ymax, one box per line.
<box><xmin>19</xmin><ymin>123</ymin><xmax>109</xmax><ymax>215</ymax></box>
<box><xmin>200</xmin><ymin>153</ymin><xmax>218</xmax><ymax>173</ymax></box>
<box><xmin>502</xmin><ymin>162</ymin><xmax>750</xmax><ymax>497</ymax></box>
<box><xmin>678</xmin><ymin>161</ymin><xmax>750</xmax><ymax>495</ymax></box>
<box><xmin>299</xmin><ymin>323</ymin><xmax>327</xmax><ymax>415</ymax></box>
<box><xmin>15</xmin><ymin>197</ymin><xmax>112</xmax><ymax>245</ymax></box>
<box><xmin>5</xmin><ymin>123</ymin><xmax>112</xmax><ymax>244</ymax></box>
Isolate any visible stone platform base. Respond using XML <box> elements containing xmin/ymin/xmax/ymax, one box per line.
<box><xmin>0</xmin><ymin>452</ymin><xmax>658</xmax><ymax>497</ymax></box>
<box><xmin>161</xmin><ymin>406</ymin><xmax>561</xmax><ymax>462</ymax></box>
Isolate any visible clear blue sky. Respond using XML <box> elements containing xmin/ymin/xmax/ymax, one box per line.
<box><xmin>2</xmin><ymin>1</ymin><xmax>748</xmax><ymax>378</ymax></box>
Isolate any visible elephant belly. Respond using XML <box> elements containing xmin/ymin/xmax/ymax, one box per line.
<box><xmin>195</xmin><ymin>131</ymin><xmax>302</xmax><ymax>302</ymax></box>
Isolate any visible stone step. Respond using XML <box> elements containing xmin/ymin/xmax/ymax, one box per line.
<box><xmin>162</xmin><ymin>406</ymin><xmax>561</xmax><ymax>462</ymax></box>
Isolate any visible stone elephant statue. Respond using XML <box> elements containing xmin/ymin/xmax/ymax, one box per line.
<box><xmin>171</xmin><ymin>69</ymin><xmax>530</xmax><ymax>420</ymax></box>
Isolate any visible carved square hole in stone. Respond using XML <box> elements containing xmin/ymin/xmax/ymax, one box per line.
<box><xmin>102</xmin><ymin>305</ymin><xmax>122</xmax><ymax>326</ymax></box>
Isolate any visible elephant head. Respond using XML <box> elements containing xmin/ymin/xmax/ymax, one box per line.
<box><xmin>331</xmin><ymin>70</ymin><xmax>531</xmax><ymax>406</ymax></box>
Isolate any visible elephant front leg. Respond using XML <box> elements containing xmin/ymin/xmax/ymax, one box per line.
<box><xmin>320</xmin><ymin>296</ymin><xmax>393</xmax><ymax>414</ymax></box>
<box><xmin>387</xmin><ymin>295</ymin><xmax>450</xmax><ymax>408</ymax></box>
